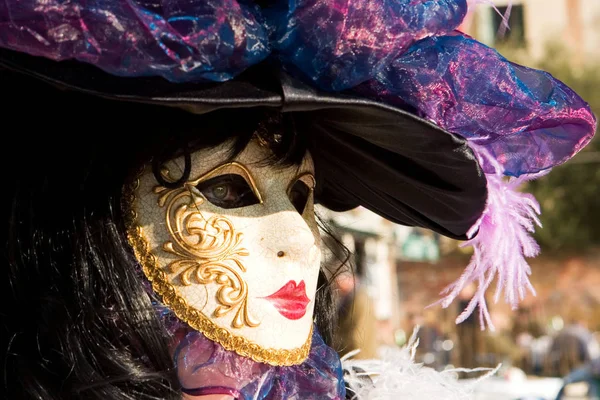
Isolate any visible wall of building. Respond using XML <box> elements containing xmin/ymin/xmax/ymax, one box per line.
<box><xmin>319</xmin><ymin>206</ymin><xmax>408</xmax><ymax>346</ymax></box>
<box><xmin>465</xmin><ymin>0</ymin><xmax>600</xmax><ymax>64</ymax></box>
<box><xmin>397</xmin><ymin>250</ymin><xmax>600</xmax><ymax>334</ymax></box>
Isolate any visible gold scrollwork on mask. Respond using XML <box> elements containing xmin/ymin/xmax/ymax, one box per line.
<box><xmin>154</xmin><ymin>182</ymin><xmax>259</xmax><ymax>329</ymax></box>
<box><xmin>123</xmin><ymin>163</ymin><xmax>312</xmax><ymax>366</ymax></box>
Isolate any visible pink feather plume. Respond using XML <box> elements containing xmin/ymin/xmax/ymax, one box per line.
<box><xmin>430</xmin><ymin>143</ymin><xmax>546</xmax><ymax>331</ymax></box>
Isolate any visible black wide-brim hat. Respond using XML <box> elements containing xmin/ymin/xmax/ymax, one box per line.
<box><xmin>2</xmin><ymin>0</ymin><xmax>596</xmax><ymax>329</ymax></box>
<box><xmin>0</xmin><ymin>47</ymin><xmax>487</xmax><ymax>240</ymax></box>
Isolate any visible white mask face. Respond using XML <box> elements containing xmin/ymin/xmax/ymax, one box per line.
<box><xmin>125</xmin><ymin>138</ymin><xmax>321</xmax><ymax>366</ymax></box>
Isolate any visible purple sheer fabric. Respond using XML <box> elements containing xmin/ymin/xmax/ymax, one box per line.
<box><xmin>0</xmin><ymin>0</ymin><xmax>270</xmax><ymax>82</ymax></box>
<box><xmin>0</xmin><ymin>0</ymin><xmax>594</xmax><ymax>176</ymax></box>
<box><xmin>173</xmin><ymin>325</ymin><xmax>345</xmax><ymax>399</ymax></box>
<box><xmin>266</xmin><ymin>0</ymin><xmax>468</xmax><ymax>90</ymax></box>
<box><xmin>355</xmin><ymin>32</ymin><xmax>596</xmax><ymax>176</ymax></box>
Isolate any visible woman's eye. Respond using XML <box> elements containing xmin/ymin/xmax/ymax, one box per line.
<box><xmin>289</xmin><ymin>180</ymin><xmax>311</xmax><ymax>215</ymax></box>
<box><xmin>196</xmin><ymin>174</ymin><xmax>260</xmax><ymax>209</ymax></box>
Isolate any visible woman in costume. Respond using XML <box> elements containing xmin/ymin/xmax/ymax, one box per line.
<box><xmin>0</xmin><ymin>0</ymin><xmax>596</xmax><ymax>399</ymax></box>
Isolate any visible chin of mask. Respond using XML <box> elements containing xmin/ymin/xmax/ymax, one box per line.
<box><xmin>126</xmin><ymin>138</ymin><xmax>322</xmax><ymax>366</ymax></box>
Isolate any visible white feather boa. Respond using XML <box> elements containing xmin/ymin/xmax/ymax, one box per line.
<box><xmin>341</xmin><ymin>328</ymin><xmax>500</xmax><ymax>400</ymax></box>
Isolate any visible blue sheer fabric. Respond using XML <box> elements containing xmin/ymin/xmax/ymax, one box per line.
<box><xmin>173</xmin><ymin>325</ymin><xmax>346</xmax><ymax>399</ymax></box>
<box><xmin>0</xmin><ymin>0</ymin><xmax>594</xmax><ymax>176</ymax></box>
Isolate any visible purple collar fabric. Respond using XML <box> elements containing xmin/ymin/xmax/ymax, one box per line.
<box><xmin>173</xmin><ymin>325</ymin><xmax>346</xmax><ymax>399</ymax></box>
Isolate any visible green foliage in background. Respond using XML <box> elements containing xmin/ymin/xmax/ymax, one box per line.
<box><xmin>498</xmin><ymin>44</ymin><xmax>600</xmax><ymax>253</ymax></box>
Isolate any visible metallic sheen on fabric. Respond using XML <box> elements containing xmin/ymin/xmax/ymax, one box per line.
<box><xmin>0</xmin><ymin>0</ymin><xmax>594</xmax><ymax>177</ymax></box>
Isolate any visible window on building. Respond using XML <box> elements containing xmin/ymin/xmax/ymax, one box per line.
<box><xmin>492</xmin><ymin>4</ymin><xmax>526</xmax><ymax>47</ymax></box>
<box><xmin>354</xmin><ymin>238</ymin><xmax>366</xmax><ymax>277</ymax></box>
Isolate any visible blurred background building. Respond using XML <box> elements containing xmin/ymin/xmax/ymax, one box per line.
<box><xmin>460</xmin><ymin>0</ymin><xmax>600</xmax><ymax>65</ymax></box>
<box><xmin>324</xmin><ymin>1</ymin><xmax>600</xmax><ymax>397</ymax></box>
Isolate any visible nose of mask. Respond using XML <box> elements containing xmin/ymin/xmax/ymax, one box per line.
<box><xmin>259</xmin><ymin>210</ymin><xmax>319</xmax><ymax>263</ymax></box>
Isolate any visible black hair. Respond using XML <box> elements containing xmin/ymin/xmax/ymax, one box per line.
<box><xmin>0</xmin><ymin>70</ymin><xmax>348</xmax><ymax>399</ymax></box>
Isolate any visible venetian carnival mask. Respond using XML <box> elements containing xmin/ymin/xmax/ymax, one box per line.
<box><xmin>125</xmin><ymin>138</ymin><xmax>321</xmax><ymax>366</ymax></box>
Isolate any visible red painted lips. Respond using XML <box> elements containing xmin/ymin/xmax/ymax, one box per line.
<box><xmin>263</xmin><ymin>280</ymin><xmax>310</xmax><ymax>320</ymax></box>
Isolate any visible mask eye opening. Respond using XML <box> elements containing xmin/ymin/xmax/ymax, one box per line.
<box><xmin>185</xmin><ymin>162</ymin><xmax>263</xmax><ymax>210</ymax></box>
<box><xmin>195</xmin><ymin>173</ymin><xmax>261</xmax><ymax>209</ymax></box>
<box><xmin>288</xmin><ymin>173</ymin><xmax>315</xmax><ymax>215</ymax></box>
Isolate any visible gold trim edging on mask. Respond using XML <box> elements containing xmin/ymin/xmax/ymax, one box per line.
<box><xmin>122</xmin><ymin>164</ymin><xmax>313</xmax><ymax>366</ymax></box>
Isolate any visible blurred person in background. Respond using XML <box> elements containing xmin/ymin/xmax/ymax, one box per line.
<box><xmin>548</xmin><ymin>309</ymin><xmax>600</xmax><ymax>377</ymax></box>
<box><xmin>334</xmin><ymin>272</ymin><xmax>378</xmax><ymax>360</ymax></box>
<box><xmin>512</xmin><ymin>307</ymin><xmax>546</xmax><ymax>342</ymax></box>
<box><xmin>407</xmin><ymin>311</ymin><xmax>446</xmax><ymax>369</ymax></box>
<box><xmin>511</xmin><ymin>306</ymin><xmax>549</xmax><ymax>375</ymax></box>
<box><xmin>482</xmin><ymin>311</ymin><xmax>524</xmax><ymax>369</ymax></box>
<box><xmin>455</xmin><ymin>284</ymin><xmax>486</xmax><ymax>371</ymax></box>
<box><xmin>555</xmin><ymin>356</ymin><xmax>600</xmax><ymax>400</ymax></box>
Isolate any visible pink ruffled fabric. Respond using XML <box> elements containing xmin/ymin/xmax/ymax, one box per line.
<box><xmin>171</xmin><ymin>325</ymin><xmax>345</xmax><ymax>399</ymax></box>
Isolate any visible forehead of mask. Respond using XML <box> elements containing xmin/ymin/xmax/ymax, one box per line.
<box><xmin>134</xmin><ymin>138</ymin><xmax>322</xmax><ymax>362</ymax></box>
